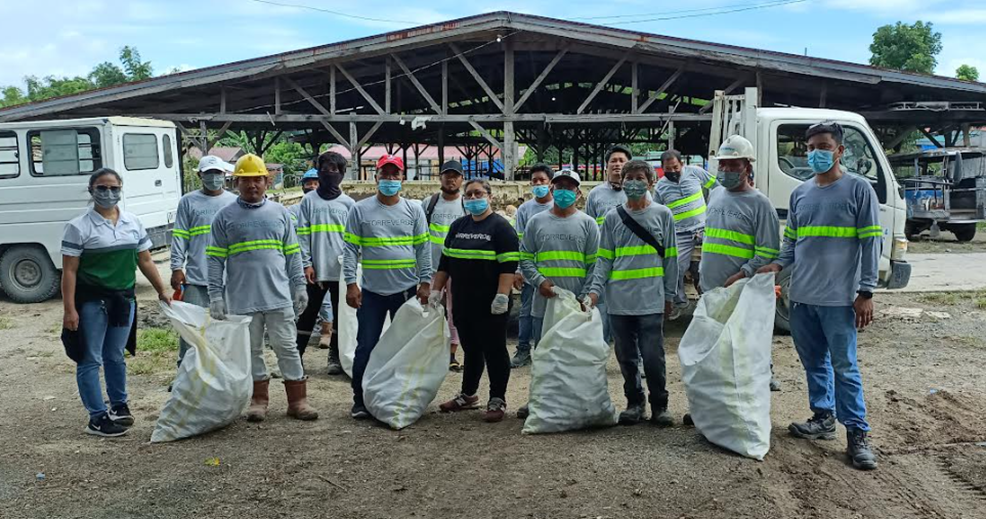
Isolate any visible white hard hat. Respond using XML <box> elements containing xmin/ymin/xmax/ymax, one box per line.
<box><xmin>198</xmin><ymin>155</ymin><xmax>234</xmax><ymax>173</ymax></box>
<box><xmin>717</xmin><ymin>135</ymin><xmax>756</xmax><ymax>162</ymax></box>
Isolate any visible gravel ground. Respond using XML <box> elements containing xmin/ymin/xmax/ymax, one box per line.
<box><xmin>907</xmin><ymin>228</ymin><xmax>986</xmax><ymax>254</ymax></box>
<box><xmin>1</xmin><ymin>285</ymin><xmax>985</xmax><ymax>519</ymax></box>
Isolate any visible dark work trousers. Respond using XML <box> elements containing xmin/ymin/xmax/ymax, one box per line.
<box><xmin>454</xmin><ymin>310</ymin><xmax>510</xmax><ymax>401</ymax></box>
<box><xmin>611</xmin><ymin>313</ymin><xmax>669</xmax><ymax>410</ymax></box>
<box><xmin>351</xmin><ymin>287</ymin><xmax>416</xmax><ymax>406</ymax></box>
<box><xmin>295</xmin><ymin>281</ymin><xmax>339</xmax><ymax>357</ymax></box>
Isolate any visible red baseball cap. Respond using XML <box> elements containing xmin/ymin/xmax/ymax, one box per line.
<box><xmin>376</xmin><ymin>154</ymin><xmax>405</xmax><ymax>171</ymax></box>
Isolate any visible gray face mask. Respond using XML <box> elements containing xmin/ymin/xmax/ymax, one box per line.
<box><xmin>201</xmin><ymin>172</ymin><xmax>225</xmax><ymax>191</ymax></box>
<box><xmin>719</xmin><ymin>171</ymin><xmax>744</xmax><ymax>190</ymax></box>
<box><xmin>91</xmin><ymin>188</ymin><xmax>121</xmax><ymax>209</ymax></box>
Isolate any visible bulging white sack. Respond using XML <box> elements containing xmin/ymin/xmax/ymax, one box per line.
<box><xmin>152</xmin><ymin>301</ymin><xmax>252</xmax><ymax>443</ymax></box>
<box><xmin>338</xmin><ymin>258</ymin><xmax>389</xmax><ymax>378</ymax></box>
<box><xmin>523</xmin><ymin>288</ymin><xmax>618</xmax><ymax>434</ymax></box>
<box><xmin>678</xmin><ymin>273</ymin><xmax>775</xmax><ymax>460</ymax></box>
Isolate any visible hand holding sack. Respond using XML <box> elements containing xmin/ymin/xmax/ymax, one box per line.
<box><xmin>490</xmin><ymin>294</ymin><xmax>509</xmax><ymax>315</ymax></box>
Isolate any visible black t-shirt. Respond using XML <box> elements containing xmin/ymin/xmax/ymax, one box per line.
<box><xmin>438</xmin><ymin>213</ymin><xmax>519</xmax><ymax>311</ymax></box>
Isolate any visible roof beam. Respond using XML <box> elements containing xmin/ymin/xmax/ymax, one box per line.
<box><xmin>140</xmin><ymin>112</ymin><xmax>713</xmax><ymax>124</ymax></box>
<box><xmin>335</xmin><ymin>63</ymin><xmax>387</xmax><ymax>115</ymax></box>
<box><xmin>515</xmin><ymin>48</ymin><xmax>567</xmax><ymax>112</ymax></box>
<box><xmin>390</xmin><ymin>53</ymin><xmax>441</xmax><ymax>114</ymax></box>
<box><xmin>320</xmin><ymin>120</ymin><xmax>350</xmax><ymax>148</ymax></box>
<box><xmin>284</xmin><ymin>76</ymin><xmax>332</xmax><ymax>118</ymax></box>
<box><xmin>699</xmin><ymin>75</ymin><xmax>751</xmax><ymax>114</ymax></box>
<box><xmin>449</xmin><ymin>42</ymin><xmax>505</xmax><ymax>113</ymax></box>
<box><xmin>638</xmin><ymin>64</ymin><xmax>685</xmax><ymax>114</ymax></box>
<box><xmin>356</xmin><ymin>121</ymin><xmax>384</xmax><ymax>149</ymax></box>
<box><xmin>577</xmin><ymin>53</ymin><xmax>628</xmax><ymax>115</ymax></box>
<box><xmin>468</xmin><ymin>121</ymin><xmax>502</xmax><ymax>149</ymax></box>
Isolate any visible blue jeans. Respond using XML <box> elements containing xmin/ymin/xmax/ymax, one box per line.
<box><xmin>595</xmin><ymin>301</ymin><xmax>613</xmax><ymax>345</ymax></box>
<box><xmin>790</xmin><ymin>303</ymin><xmax>870</xmax><ymax>431</ymax></box>
<box><xmin>517</xmin><ymin>283</ymin><xmax>534</xmax><ymax>353</ymax></box>
<box><xmin>177</xmin><ymin>284</ymin><xmax>210</xmax><ymax>367</ymax></box>
<box><xmin>610</xmin><ymin>313</ymin><xmax>668</xmax><ymax>408</ymax></box>
<box><xmin>77</xmin><ymin>299</ymin><xmax>135</xmax><ymax>418</ymax></box>
<box><xmin>351</xmin><ymin>287</ymin><xmax>416</xmax><ymax>406</ymax></box>
<box><xmin>531</xmin><ymin>317</ymin><xmax>543</xmax><ymax>349</ymax></box>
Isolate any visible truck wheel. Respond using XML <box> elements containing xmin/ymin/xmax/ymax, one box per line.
<box><xmin>774</xmin><ymin>271</ymin><xmax>792</xmax><ymax>335</ymax></box>
<box><xmin>0</xmin><ymin>245</ymin><xmax>61</xmax><ymax>303</ymax></box>
<box><xmin>952</xmin><ymin>223</ymin><xmax>977</xmax><ymax>242</ymax></box>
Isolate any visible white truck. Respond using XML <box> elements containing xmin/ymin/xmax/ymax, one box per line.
<box><xmin>707</xmin><ymin>88</ymin><xmax>911</xmax><ymax>330</ymax></box>
<box><xmin>0</xmin><ymin>117</ymin><xmax>181</xmax><ymax>303</ymax></box>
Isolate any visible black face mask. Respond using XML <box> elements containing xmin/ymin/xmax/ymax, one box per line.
<box><xmin>664</xmin><ymin>171</ymin><xmax>681</xmax><ymax>182</ymax></box>
<box><xmin>316</xmin><ymin>170</ymin><xmax>344</xmax><ymax>200</ymax></box>
<box><xmin>302</xmin><ymin>187</ymin><xmax>315</xmax><ymax>194</ymax></box>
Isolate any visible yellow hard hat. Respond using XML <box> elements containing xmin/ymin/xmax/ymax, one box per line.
<box><xmin>233</xmin><ymin>154</ymin><xmax>269</xmax><ymax>177</ymax></box>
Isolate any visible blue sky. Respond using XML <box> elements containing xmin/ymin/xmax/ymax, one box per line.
<box><xmin>1</xmin><ymin>0</ymin><xmax>985</xmax><ymax>88</ymax></box>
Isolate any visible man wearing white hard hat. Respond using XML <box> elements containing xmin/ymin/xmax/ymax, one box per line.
<box><xmin>169</xmin><ymin>155</ymin><xmax>236</xmax><ymax>371</ymax></box>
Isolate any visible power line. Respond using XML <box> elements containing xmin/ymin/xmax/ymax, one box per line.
<box><xmin>574</xmin><ymin>0</ymin><xmax>807</xmax><ymax>21</ymax></box>
<box><xmin>246</xmin><ymin>0</ymin><xmax>395</xmax><ymax>23</ymax></box>
<box><xmin>603</xmin><ymin>0</ymin><xmax>808</xmax><ymax>25</ymax></box>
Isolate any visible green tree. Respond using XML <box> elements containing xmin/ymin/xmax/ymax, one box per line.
<box><xmin>89</xmin><ymin>62</ymin><xmax>128</xmax><ymax>88</ymax></box>
<box><xmin>869</xmin><ymin>21</ymin><xmax>942</xmax><ymax>74</ymax></box>
<box><xmin>956</xmin><ymin>64</ymin><xmax>980</xmax><ymax>82</ymax></box>
<box><xmin>119</xmin><ymin>46</ymin><xmax>153</xmax><ymax>81</ymax></box>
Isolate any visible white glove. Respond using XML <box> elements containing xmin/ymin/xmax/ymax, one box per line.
<box><xmin>491</xmin><ymin>294</ymin><xmax>509</xmax><ymax>315</ymax></box>
<box><xmin>427</xmin><ymin>290</ymin><xmax>444</xmax><ymax>309</ymax></box>
<box><xmin>210</xmin><ymin>298</ymin><xmax>227</xmax><ymax>320</ymax></box>
<box><xmin>581</xmin><ymin>295</ymin><xmax>595</xmax><ymax>310</ymax></box>
<box><xmin>292</xmin><ymin>288</ymin><xmax>309</xmax><ymax>316</ymax></box>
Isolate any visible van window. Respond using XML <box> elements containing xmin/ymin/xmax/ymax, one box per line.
<box><xmin>776</xmin><ymin>124</ymin><xmax>887</xmax><ymax>204</ymax></box>
<box><xmin>162</xmin><ymin>134</ymin><xmax>174</xmax><ymax>168</ymax></box>
<box><xmin>29</xmin><ymin>128</ymin><xmax>102</xmax><ymax>176</ymax></box>
<box><xmin>0</xmin><ymin>132</ymin><xmax>18</xmax><ymax>179</ymax></box>
<box><xmin>123</xmin><ymin>133</ymin><xmax>160</xmax><ymax>171</ymax></box>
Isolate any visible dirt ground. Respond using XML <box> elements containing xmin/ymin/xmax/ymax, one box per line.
<box><xmin>907</xmin><ymin>227</ymin><xmax>986</xmax><ymax>254</ymax></box>
<box><xmin>2</xmin><ymin>281</ymin><xmax>985</xmax><ymax>519</ymax></box>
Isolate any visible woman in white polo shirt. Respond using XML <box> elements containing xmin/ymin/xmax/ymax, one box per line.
<box><xmin>61</xmin><ymin>168</ymin><xmax>171</xmax><ymax>437</ymax></box>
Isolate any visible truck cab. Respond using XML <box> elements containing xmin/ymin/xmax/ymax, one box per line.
<box><xmin>708</xmin><ymin>88</ymin><xmax>911</xmax><ymax>329</ymax></box>
<box><xmin>0</xmin><ymin>117</ymin><xmax>181</xmax><ymax>303</ymax></box>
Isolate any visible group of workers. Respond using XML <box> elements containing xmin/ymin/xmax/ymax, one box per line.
<box><xmin>60</xmin><ymin>120</ymin><xmax>879</xmax><ymax>470</ymax></box>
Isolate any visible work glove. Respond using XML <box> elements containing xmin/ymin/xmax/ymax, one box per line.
<box><xmin>292</xmin><ymin>288</ymin><xmax>309</xmax><ymax>317</ymax></box>
<box><xmin>210</xmin><ymin>298</ymin><xmax>227</xmax><ymax>321</ymax></box>
<box><xmin>427</xmin><ymin>290</ymin><xmax>444</xmax><ymax>309</ymax></box>
<box><xmin>580</xmin><ymin>295</ymin><xmax>595</xmax><ymax>310</ymax></box>
<box><xmin>491</xmin><ymin>294</ymin><xmax>509</xmax><ymax>315</ymax></box>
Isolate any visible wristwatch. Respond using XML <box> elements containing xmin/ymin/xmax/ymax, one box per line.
<box><xmin>857</xmin><ymin>290</ymin><xmax>873</xmax><ymax>300</ymax></box>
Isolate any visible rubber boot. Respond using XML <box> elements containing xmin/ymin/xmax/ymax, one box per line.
<box><xmin>285</xmin><ymin>378</ymin><xmax>319</xmax><ymax>420</ymax></box>
<box><xmin>326</xmin><ymin>340</ymin><xmax>343</xmax><ymax>376</ymax></box>
<box><xmin>246</xmin><ymin>379</ymin><xmax>270</xmax><ymax>422</ymax></box>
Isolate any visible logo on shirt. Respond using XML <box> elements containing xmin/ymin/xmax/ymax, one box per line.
<box><xmin>455</xmin><ymin>232</ymin><xmax>491</xmax><ymax>241</ymax></box>
<box><xmin>229</xmin><ymin>220</ymin><xmax>282</xmax><ymax>232</ymax></box>
<box><xmin>367</xmin><ymin>218</ymin><xmax>415</xmax><ymax>227</ymax></box>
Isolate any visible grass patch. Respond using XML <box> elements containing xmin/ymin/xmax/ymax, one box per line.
<box><xmin>976</xmin><ymin>297</ymin><xmax>986</xmax><ymax>310</ymax></box>
<box><xmin>920</xmin><ymin>293</ymin><xmax>958</xmax><ymax>305</ymax></box>
<box><xmin>47</xmin><ymin>322</ymin><xmax>61</xmax><ymax>334</ymax></box>
<box><xmin>127</xmin><ymin>327</ymin><xmax>179</xmax><ymax>375</ymax></box>
<box><xmin>0</xmin><ymin>317</ymin><xmax>13</xmax><ymax>330</ymax></box>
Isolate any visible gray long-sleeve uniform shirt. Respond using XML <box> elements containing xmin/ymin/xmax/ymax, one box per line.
<box><xmin>589</xmin><ymin>203</ymin><xmax>678</xmax><ymax>315</ymax></box>
<box><xmin>519</xmin><ymin>210</ymin><xmax>599</xmax><ymax>318</ymax></box>
<box><xmin>207</xmin><ymin>198</ymin><xmax>305</xmax><ymax>314</ymax></box>
<box><xmin>514</xmin><ymin>197</ymin><xmax>552</xmax><ymax>276</ymax></box>
<box><xmin>343</xmin><ymin>196</ymin><xmax>431</xmax><ymax>296</ymax></box>
<box><xmin>297</xmin><ymin>190</ymin><xmax>356</xmax><ymax>282</ymax></box>
<box><xmin>699</xmin><ymin>188</ymin><xmax>781</xmax><ymax>292</ymax></box>
<box><xmin>421</xmin><ymin>193</ymin><xmax>465</xmax><ymax>277</ymax></box>
<box><xmin>775</xmin><ymin>173</ymin><xmax>882</xmax><ymax>307</ymax></box>
<box><xmin>584</xmin><ymin>183</ymin><xmax>628</xmax><ymax>227</ymax></box>
<box><xmin>653</xmin><ymin>165</ymin><xmax>719</xmax><ymax>233</ymax></box>
<box><xmin>170</xmin><ymin>190</ymin><xmax>237</xmax><ymax>287</ymax></box>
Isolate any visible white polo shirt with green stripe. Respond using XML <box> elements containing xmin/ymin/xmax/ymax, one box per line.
<box><xmin>421</xmin><ymin>193</ymin><xmax>465</xmax><ymax>277</ymax></box>
<box><xmin>296</xmin><ymin>190</ymin><xmax>355</xmax><ymax>282</ymax></box>
<box><xmin>653</xmin><ymin>165</ymin><xmax>719</xmax><ymax>233</ymax></box>
<box><xmin>519</xmin><ymin>210</ymin><xmax>599</xmax><ymax>318</ymax></box>
<box><xmin>698</xmin><ymin>188</ymin><xmax>780</xmax><ymax>292</ymax></box>
<box><xmin>206</xmin><ymin>198</ymin><xmax>305</xmax><ymax>314</ymax></box>
<box><xmin>62</xmin><ymin>208</ymin><xmax>153</xmax><ymax>291</ymax></box>
<box><xmin>170</xmin><ymin>189</ymin><xmax>237</xmax><ymax>287</ymax></box>
<box><xmin>588</xmin><ymin>203</ymin><xmax>678</xmax><ymax>315</ymax></box>
<box><xmin>342</xmin><ymin>196</ymin><xmax>431</xmax><ymax>296</ymax></box>
<box><xmin>775</xmin><ymin>173</ymin><xmax>882</xmax><ymax>307</ymax></box>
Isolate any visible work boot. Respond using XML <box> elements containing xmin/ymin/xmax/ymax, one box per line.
<box><xmin>847</xmin><ymin>428</ymin><xmax>878</xmax><ymax>470</ymax></box>
<box><xmin>788</xmin><ymin>411</ymin><xmax>837</xmax><ymax>440</ymax></box>
<box><xmin>246</xmin><ymin>379</ymin><xmax>270</xmax><ymax>422</ymax></box>
<box><xmin>317</xmin><ymin>328</ymin><xmax>331</xmax><ymax>350</ymax></box>
<box><xmin>284</xmin><ymin>378</ymin><xmax>319</xmax><ymax>420</ymax></box>
<box><xmin>326</xmin><ymin>344</ymin><xmax>344</xmax><ymax>376</ymax></box>
<box><xmin>510</xmin><ymin>348</ymin><xmax>531</xmax><ymax>369</ymax></box>
<box><xmin>619</xmin><ymin>403</ymin><xmax>647</xmax><ymax>425</ymax></box>
<box><xmin>517</xmin><ymin>404</ymin><xmax>530</xmax><ymax>419</ymax></box>
<box><xmin>650</xmin><ymin>408</ymin><xmax>674</xmax><ymax>427</ymax></box>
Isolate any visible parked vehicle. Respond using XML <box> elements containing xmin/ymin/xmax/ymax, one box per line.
<box><xmin>888</xmin><ymin>147</ymin><xmax>986</xmax><ymax>242</ymax></box>
<box><xmin>708</xmin><ymin>88</ymin><xmax>911</xmax><ymax>331</ymax></box>
<box><xmin>0</xmin><ymin>117</ymin><xmax>181</xmax><ymax>303</ymax></box>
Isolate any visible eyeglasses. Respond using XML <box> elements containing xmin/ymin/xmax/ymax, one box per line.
<box><xmin>93</xmin><ymin>185</ymin><xmax>122</xmax><ymax>194</ymax></box>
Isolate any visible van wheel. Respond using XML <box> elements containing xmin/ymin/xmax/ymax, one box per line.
<box><xmin>951</xmin><ymin>223</ymin><xmax>977</xmax><ymax>242</ymax></box>
<box><xmin>0</xmin><ymin>246</ymin><xmax>60</xmax><ymax>303</ymax></box>
<box><xmin>774</xmin><ymin>271</ymin><xmax>792</xmax><ymax>335</ymax></box>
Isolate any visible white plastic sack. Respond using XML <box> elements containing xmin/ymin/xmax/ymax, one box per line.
<box><xmin>678</xmin><ymin>273</ymin><xmax>775</xmax><ymax>460</ymax></box>
<box><xmin>151</xmin><ymin>301</ymin><xmax>253</xmax><ymax>443</ymax></box>
<box><xmin>523</xmin><ymin>288</ymin><xmax>618</xmax><ymax>434</ymax></box>
<box><xmin>362</xmin><ymin>298</ymin><xmax>450</xmax><ymax>430</ymax></box>
<box><xmin>337</xmin><ymin>257</ymin><xmax>389</xmax><ymax>378</ymax></box>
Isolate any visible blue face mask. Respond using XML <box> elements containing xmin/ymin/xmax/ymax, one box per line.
<box><xmin>532</xmin><ymin>185</ymin><xmax>550</xmax><ymax>199</ymax></box>
<box><xmin>378</xmin><ymin>179</ymin><xmax>402</xmax><ymax>196</ymax></box>
<box><xmin>808</xmin><ymin>149</ymin><xmax>835</xmax><ymax>174</ymax></box>
<box><xmin>553</xmin><ymin>188</ymin><xmax>577</xmax><ymax>209</ymax></box>
<box><xmin>464</xmin><ymin>198</ymin><xmax>489</xmax><ymax>216</ymax></box>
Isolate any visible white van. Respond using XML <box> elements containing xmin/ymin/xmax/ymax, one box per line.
<box><xmin>0</xmin><ymin>117</ymin><xmax>181</xmax><ymax>303</ymax></box>
<box><xmin>708</xmin><ymin>88</ymin><xmax>911</xmax><ymax>330</ymax></box>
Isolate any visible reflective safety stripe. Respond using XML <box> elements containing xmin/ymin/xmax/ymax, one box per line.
<box><xmin>857</xmin><ymin>225</ymin><xmax>882</xmax><ymax>239</ymax></box>
<box><xmin>443</xmin><ymin>248</ymin><xmax>496</xmax><ymax>260</ymax></box>
<box><xmin>205</xmin><ymin>246</ymin><xmax>227</xmax><ymax>258</ymax></box>
<box><xmin>665</xmin><ymin>246</ymin><xmax>678</xmax><ymax>257</ymax></box>
<box><xmin>609</xmin><ymin>267</ymin><xmax>664</xmax><ymax>280</ymax></box>
<box><xmin>429</xmin><ymin>222</ymin><xmax>451</xmax><ymax>233</ymax></box>
<box><xmin>228</xmin><ymin>239</ymin><xmax>282</xmax><ymax>253</ymax></box>
<box><xmin>755</xmin><ymin>246</ymin><xmax>779</xmax><ymax>259</ymax></box>
<box><xmin>173</xmin><ymin>225</ymin><xmax>211</xmax><ymax>239</ymax></box>
<box><xmin>595</xmin><ymin>215</ymin><xmax>606</xmax><ymax>225</ymax></box>
<box><xmin>537</xmin><ymin>267</ymin><xmax>587</xmax><ymax>277</ymax></box>
<box><xmin>597</xmin><ymin>248</ymin><xmax>615</xmax><ymax>259</ymax></box>
<box><xmin>296</xmin><ymin>227</ymin><xmax>311</xmax><ymax>236</ymax></box>
<box><xmin>536</xmin><ymin>251</ymin><xmax>586</xmax><ymax>262</ymax></box>
<box><xmin>703</xmin><ymin>242</ymin><xmax>755</xmax><ymax>259</ymax></box>
<box><xmin>703</xmin><ymin>175</ymin><xmax>718</xmax><ymax>189</ymax></box>
<box><xmin>172</xmin><ymin>229</ymin><xmax>190</xmax><ymax>239</ymax></box>
<box><xmin>705</xmin><ymin>227</ymin><xmax>755</xmax><ymax>245</ymax></box>
<box><xmin>345</xmin><ymin>233</ymin><xmax>429</xmax><ymax>246</ymax></box>
<box><xmin>673</xmin><ymin>204</ymin><xmax>706</xmax><ymax>221</ymax></box>
<box><xmin>666</xmin><ymin>191</ymin><xmax>703</xmax><ymax>209</ymax></box>
<box><xmin>309</xmin><ymin>224</ymin><xmax>345</xmax><ymax>234</ymax></box>
<box><xmin>615</xmin><ymin>244</ymin><xmax>659</xmax><ymax>257</ymax></box>
<box><xmin>284</xmin><ymin>244</ymin><xmax>301</xmax><ymax>256</ymax></box>
<box><xmin>784</xmin><ymin>227</ymin><xmax>797</xmax><ymax>239</ymax></box>
<box><xmin>497</xmin><ymin>252</ymin><xmax>521</xmax><ymax>263</ymax></box>
<box><xmin>519</xmin><ymin>252</ymin><xmax>535</xmax><ymax>260</ymax></box>
<box><xmin>797</xmin><ymin>226</ymin><xmax>858</xmax><ymax>238</ymax></box>
<box><xmin>428</xmin><ymin>234</ymin><xmax>445</xmax><ymax>244</ymax></box>
<box><xmin>362</xmin><ymin>258</ymin><xmax>417</xmax><ymax>270</ymax></box>
<box><xmin>516</xmin><ymin>232</ymin><xmax>525</xmax><ymax>239</ymax></box>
